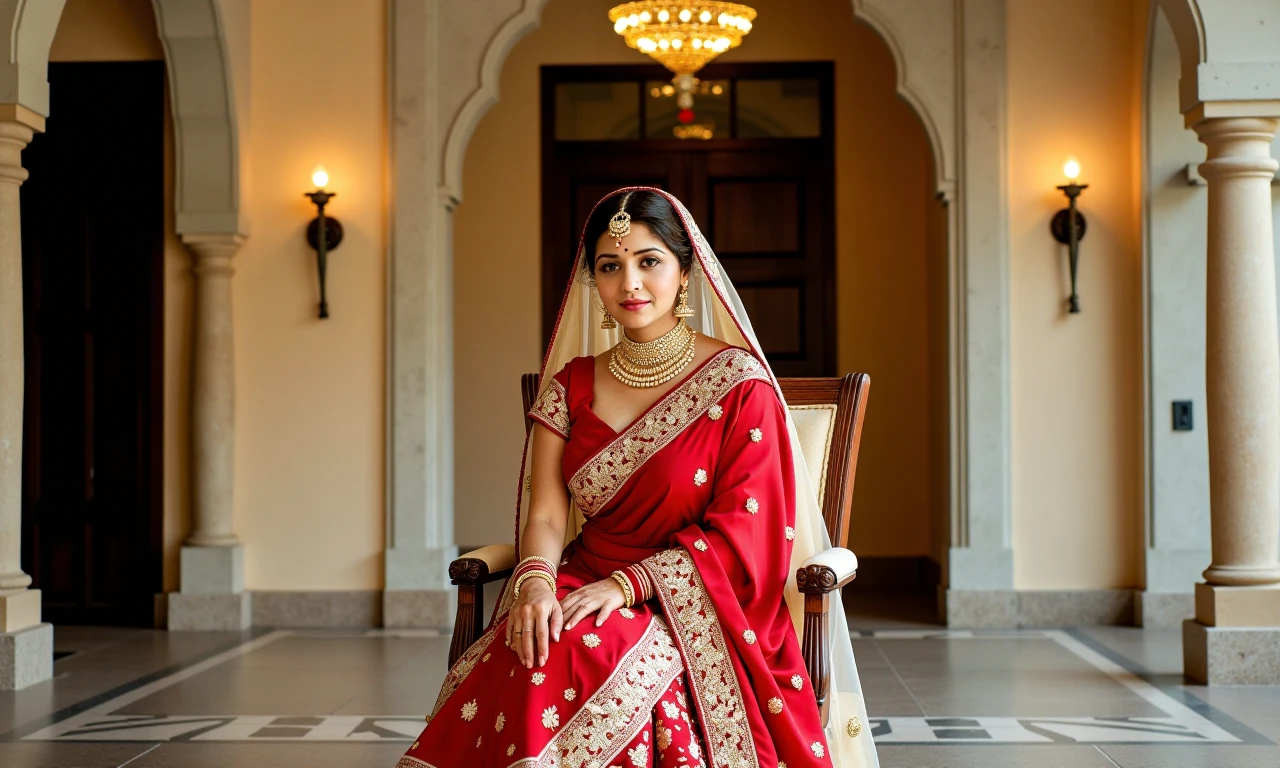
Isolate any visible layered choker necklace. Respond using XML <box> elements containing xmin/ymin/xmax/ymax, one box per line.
<box><xmin>609</xmin><ymin>319</ymin><xmax>697</xmax><ymax>388</ymax></box>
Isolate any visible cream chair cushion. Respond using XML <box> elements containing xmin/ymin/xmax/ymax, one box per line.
<box><xmin>787</xmin><ymin>403</ymin><xmax>837</xmax><ymax>510</ymax></box>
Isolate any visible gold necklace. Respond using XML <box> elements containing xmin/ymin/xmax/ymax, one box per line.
<box><xmin>609</xmin><ymin>320</ymin><xmax>696</xmax><ymax>388</ymax></box>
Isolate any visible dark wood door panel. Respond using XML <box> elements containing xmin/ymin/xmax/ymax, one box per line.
<box><xmin>20</xmin><ymin>61</ymin><xmax>164</xmax><ymax>626</ymax></box>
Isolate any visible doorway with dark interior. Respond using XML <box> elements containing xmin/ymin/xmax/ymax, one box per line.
<box><xmin>19</xmin><ymin>61</ymin><xmax>166</xmax><ymax>627</ymax></box>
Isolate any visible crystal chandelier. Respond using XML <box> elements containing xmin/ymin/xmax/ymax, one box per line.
<box><xmin>609</xmin><ymin>3</ymin><xmax>756</xmax><ymax>124</ymax></box>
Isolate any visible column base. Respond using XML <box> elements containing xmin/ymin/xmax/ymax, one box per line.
<box><xmin>383</xmin><ymin>589</ymin><xmax>457</xmax><ymax>628</ymax></box>
<box><xmin>1195</xmin><ymin>582</ymin><xmax>1280</xmax><ymax>626</ymax></box>
<box><xmin>1183</xmin><ymin>619</ymin><xmax>1280</xmax><ymax>683</ymax></box>
<box><xmin>0</xmin><ymin>623</ymin><xmax>53</xmax><ymax>690</ymax></box>
<box><xmin>1135</xmin><ymin>591</ymin><xmax>1195</xmax><ymax>628</ymax></box>
<box><xmin>0</xmin><ymin>588</ymin><xmax>42</xmax><ymax>632</ymax></box>
<box><xmin>180</xmin><ymin>545</ymin><xmax>244</xmax><ymax>594</ymax></box>
<box><xmin>168</xmin><ymin>592</ymin><xmax>251</xmax><ymax>631</ymax></box>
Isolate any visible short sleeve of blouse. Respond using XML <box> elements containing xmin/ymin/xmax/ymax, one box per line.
<box><xmin>526</xmin><ymin>364</ymin><xmax>573</xmax><ymax>440</ymax></box>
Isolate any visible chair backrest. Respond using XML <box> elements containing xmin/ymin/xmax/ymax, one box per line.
<box><xmin>522</xmin><ymin>372</ymin><xmax>871</xmax><ymax>548</ymax></box>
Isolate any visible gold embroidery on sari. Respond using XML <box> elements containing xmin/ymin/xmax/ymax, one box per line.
<box><xmin>395</xmin><ymin>757</ymin><xmax>433</xmax><ymax>768</ymax></box>
<box><xmin>569</xmin><ymin>348</ymin><xmax>769</xmax><ymax>516</ymax></box>
<box><xmin>527</xmin><ymin>378</ymin><xmax>569</xmax><ymax>438</ymax></box>
<box><xmin>428</xmin><ymin>626</ymin><xmax>498</xmax><ymax>720</ymax></box>
<box><xmin>515</xmin><ymin>616</ymin><xmax>683</xmax><ymax>768</ymax></box>
<box><xmin>641</xmin><ymin>547</ymin><xmax>758</xmax><ymax>767</ymax></box>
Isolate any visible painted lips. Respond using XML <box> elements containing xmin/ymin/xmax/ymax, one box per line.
<box><xmin>619</xmin><ymin>300</ymin><xmax>651</xmax><ymax>311</ymax></box>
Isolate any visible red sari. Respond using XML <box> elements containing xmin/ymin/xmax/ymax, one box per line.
<box><xmin>399</xmin><ymin>347</ymin><xmax>831</xmax><ymax>767</ymax></box>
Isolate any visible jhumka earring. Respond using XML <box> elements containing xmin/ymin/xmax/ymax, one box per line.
<box><xmin>673</xmin><ymin>280</ymin><xmax>694</xmax><ymax>319</ymax></box>
<box><xmin>598</xmin><ymin>295</ymin><xmax>618</xmax><ymax>329</ymax></box>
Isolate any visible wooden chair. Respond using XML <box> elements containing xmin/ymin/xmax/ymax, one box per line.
<box><xmin>448</xmin><ymin>373</ymin><xmax>871</xmax><ymax>724</ymax></box>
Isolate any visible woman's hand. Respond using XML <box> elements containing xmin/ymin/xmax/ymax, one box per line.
<box><xmin>558</xmin><ymin>578</ymin><xmax>626</xmax><ymax>631</ymax></box>
<box><xmin>505</xmin><ymin>578</ymin><xmax>562</xmax><ymax>668</ymax></box>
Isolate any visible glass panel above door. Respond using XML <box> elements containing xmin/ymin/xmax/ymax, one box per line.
<box><xmin>554</xmin><ymin>82</ymin><xmax>641</xmax><ymax>140</ymax></box>
<box><xmin>645</xmin><ymin>78</ymin><xmax>730</xmax><ymax>140</ymax></box>
<box><xmin>735</xmin><ymin>78</ymin><xmax>821</xmax><ymax>138</ymax></box>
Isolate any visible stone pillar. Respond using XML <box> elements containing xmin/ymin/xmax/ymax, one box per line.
<box><xmin>0</xmin><ymin>108</ymin><xmax>53</xmax><ymax>690</ymax></box>
<box><xmin>168</xmin><ymin>233</ymin><xmax>251</xmax><ymax>631</ymax></box>
<box><xmin>383</xmin><ymin>0</ymin><xmax>458</xmax><ymax>628</ymax></box>
<box><xmin>1183</xmin><ymin>116</ymin><xmax>1280</xmax><ymax>683</ymax></box>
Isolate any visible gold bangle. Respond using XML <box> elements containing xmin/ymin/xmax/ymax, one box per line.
<box><xmin>610</xmin><ymin>571</ymin><xmax>634</xmax><ymax>608</ymax></box>
<box><xmin>517</xmin><ymin>555</ymin><xmax>557</xmax><ymax>573</ymax></box>
<box><xmin>513</xmin><ymin>570</ymin><xmax>556</xmax><ymax>601</ymax></box>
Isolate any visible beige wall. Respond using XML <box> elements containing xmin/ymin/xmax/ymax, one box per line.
<box><xmin>1008</xmin><ymin>0</ymin><xmax>1146</xmax><ymax>589</ymax></box>
<box><xmin>453</xmin><ymin>0</ymin><xmax>941</xmax><ymax>558</ymax></box>
<box><xmin>236</xmin><ymin>0</ymin><xmax>386</xmax><ymax>590</ymax></box>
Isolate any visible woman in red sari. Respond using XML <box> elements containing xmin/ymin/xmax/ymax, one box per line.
<box><xmin>398</xmin><ymin>189</ymin><xmax>877</xmax><ymax>768</ymax></box>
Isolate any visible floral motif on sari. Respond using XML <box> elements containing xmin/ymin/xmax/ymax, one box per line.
<box><xmin>568</xmin><ymin>348</ymin><xmax>769</xmax><ymax>516</ymax></box>
<box><xmin>642</xmin><ymin>547</ymin><xmax>757</xmax><ymax>768</ymax></box>
<box><xmin>428</xmin><ymin>625</ymin><xmax>500</xmax><ymax>720</ymax></box>
<box><xmin>527</xmin><ymin>378</ymin><xmax>570</xmax><ymax>439</ymax></box>
<box><xmin>516</xmin><ymin>616</ymin><xmax>683</xmax><ymax>767</ymax></box>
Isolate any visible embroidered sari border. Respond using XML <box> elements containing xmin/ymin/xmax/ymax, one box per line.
<box><xmin>642</xmin><ymin>547</ymin><xmax>758</xmax><ymax>767</ymax></box>
<box><xmin>512</xmin><ymin>615</ymin><xmax>682</xmax><ymax>768</ymax></box>
<box><xmin>569</xmin><ymin>348</ymin><xmax>769</xmax><ymax>516</ymax></box>
<box><xmin>527</xmin><ymin>378</ymin><xmax>570</xmax><ymax>439</ymax></box>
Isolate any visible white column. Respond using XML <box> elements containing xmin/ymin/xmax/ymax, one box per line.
<box><xmin>0</xmin><ymin>119</ymin><xmax>34</xmax><ymax>595</ymax></box>
<box><xmin>185</xmin><ymin>234</ymin><xmax>243</xmax><ymax>549</ymax></box>
<box><xmin>0</xmin><ymin>110</ymin><xmax>52</xmax><ymax>690</ymax></box>
<box><xmin>383</xmin><ymin>0</ymin><xmax>458</xmax><ymax>628</ymax></box>
<box><xmin>1196</xmin><ymin>117</ymin><xmax>1280</xmax><ymax>589</ymax></box>
<box><xmin>1184</xmin><ymin>115</ymin><xmax>1280</xmax><ymax>683</ymax></box>
<box><xmin>169</xmin><ymin>233</ymin><xmax>250</xmax><ymax>630</ymax></box>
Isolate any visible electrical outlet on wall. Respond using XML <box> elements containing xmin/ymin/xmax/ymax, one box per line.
<box><xmin>1172</xmin><ymin>400</ymin><xmax>1194</xmax><ymax>431</ymax></box>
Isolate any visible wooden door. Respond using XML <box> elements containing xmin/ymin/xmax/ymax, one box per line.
<box><xmin>19</xmin><ymin>61</ymin><xmax>165</xmax><ymax>626</ymax></box>
<box><xmin>542</xmin><ymin>63</ymin><xmax>835</xmax><ymax>376</ymax></box>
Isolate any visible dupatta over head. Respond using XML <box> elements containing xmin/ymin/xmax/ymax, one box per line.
<box><xmin>499</xmin><ymin>187</ymin><xmax>878</xmax><ymax>768</ymax></box>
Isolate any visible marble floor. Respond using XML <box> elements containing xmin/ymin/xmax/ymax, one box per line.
<box><xmin>1</xmin><ymin>590</ymin><xmax>1277</xmax><ymax>767</ymax></box>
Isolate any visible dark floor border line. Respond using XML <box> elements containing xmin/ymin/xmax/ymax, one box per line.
<box><xmin>0</xmin><ymin>628</ymin><xmax>274</xmax><ymax>743</ymax></box>
<box><xmin>1061</xmin><ymin>628</ymin><xmax>1274</xmax><ymax>746</ymax></box>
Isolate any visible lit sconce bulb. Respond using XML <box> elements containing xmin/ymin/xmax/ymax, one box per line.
<box><xmin>1064</xmin><ymin>158</ymin><xmax>1081</xmax><ymax>182</ymax></box>
<box><xmin>679</xmin><ymin>9</ymin><xmax>692</xmax><ymax>22</ymax></box>
<box><xmin>312</xmin><ymin>166</ymin><xmax>329</xmax><ymax>189</ymax></box>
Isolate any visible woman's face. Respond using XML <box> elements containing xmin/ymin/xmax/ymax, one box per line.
<box><xmin>593</xmin><ymin>222</ymin><xmax>685</xmax><ymax>334</ymax></box>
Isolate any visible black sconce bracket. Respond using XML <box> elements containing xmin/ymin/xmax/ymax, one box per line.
<box><xmin>1051</xmin><ymin>182</ymin><xmax>1088</xmax><ymax>314</ymax></box>
<box><xmin>305</xmin><ymin>190</ymin><xmax>344</xmax><ymax>319</ymax></box>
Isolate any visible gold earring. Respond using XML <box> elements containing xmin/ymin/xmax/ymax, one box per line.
<box><xmin>601</xmin><ymin>306</ymin><xmax>617</xmax><ymax>329</ymax></box>
<box><xmin>674</xmin><ymin>281</ymin><xmax>694</xmax><ymax>319</ymax></box>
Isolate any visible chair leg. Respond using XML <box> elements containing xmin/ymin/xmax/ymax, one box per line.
<box><xmin>448</xmin><ymin>583</ymin><xmax>485</xmax><ymax>668</ymax></box>
<box><xmin>802</xmin><ymin>591</ymin><xmax>831</xmax><ymax>727</ymax></box>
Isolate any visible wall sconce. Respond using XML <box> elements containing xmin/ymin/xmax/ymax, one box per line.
<box><xmin>1050</xmin><ymin>158</ymin><xmax>1088</xmax><ymax>314</ymax></box>
<box><xmin>304</xmin><ymin>166</ymin><xmax>344</xmax><ymax>319</ymax></box>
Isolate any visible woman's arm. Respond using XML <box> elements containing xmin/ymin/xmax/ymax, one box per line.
<box><xmin>507</xmin><ymin>422</ymin><xmax>569</xmax><ymax>668</ymax></box>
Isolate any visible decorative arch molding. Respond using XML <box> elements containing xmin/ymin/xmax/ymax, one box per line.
<box><xmin>1156</xmin><ymin>0</ymin><xmax>1280</xmax><ymax>118</ymax></box>
<box><xmin>0</xmin><ymin>0</ymin><xmax>243</xmax><ymax>233</ymax></box>
<box><xmin>389</xmin><ymin>0</ymin><xmax>1014</xmax><ymax>625</ymax></box>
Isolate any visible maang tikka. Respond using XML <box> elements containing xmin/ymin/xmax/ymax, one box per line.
<box><xmin>608</xmin><ymin>206</ymin><xmax>631</xmax><ymax>247</ymax></box>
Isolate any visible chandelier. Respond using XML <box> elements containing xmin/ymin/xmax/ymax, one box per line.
<box><xmin>609</xmin><ymin>3</ymin><xmax>756</xmax><ymax>136</ymax></box>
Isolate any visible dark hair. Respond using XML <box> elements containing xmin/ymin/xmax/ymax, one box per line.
<box><xmin>580</xmin><ymin>190</ymin><xmax>693</xmax><ymax>277</ymax></box>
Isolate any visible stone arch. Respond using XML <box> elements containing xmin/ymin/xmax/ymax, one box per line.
<box><xmin>0</xmin><ymin>0</ymin><xmax>243</xmax><ymax>233</ymax></box>
<box><xmin>391</xmin><ymin>0</ymin><xmax>1014</xmax><ymax>624</ymax></box>
<box><xmin>438</xmin><ymin>0</ymin><xmax>958</xmax><ymax>204</ymax></box>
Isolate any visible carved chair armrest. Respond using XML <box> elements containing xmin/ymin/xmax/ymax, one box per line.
<box><xmin>447</xmin><ymin>544</ymin><xmax>516</xmax><ymax>668</ymax></box>
<box><xmin>795</xmin><ymin>547</ymin><xmax>859</xmax><ymax>595</ymax></box>
<box><xmin>449</xmin><ymin>544</ymin><xmax>517</xmax><ymax>585</ymax></box>
<box><xmin>794</xmin><ymin>546</ymin><xmax>858</xmax><ymax>727</ymax></box>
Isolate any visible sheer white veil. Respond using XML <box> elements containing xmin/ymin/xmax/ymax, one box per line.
<box><xmin>506</xmin><ymin>187</ymin><xmax>878</xmax><ymax>767</ymax></box>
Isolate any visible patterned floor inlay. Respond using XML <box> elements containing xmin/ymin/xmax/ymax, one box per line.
<box><xmin>13</xmin><ymin>629</ymin><xmax>1256</xmax><ymax>745</ymax></box>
